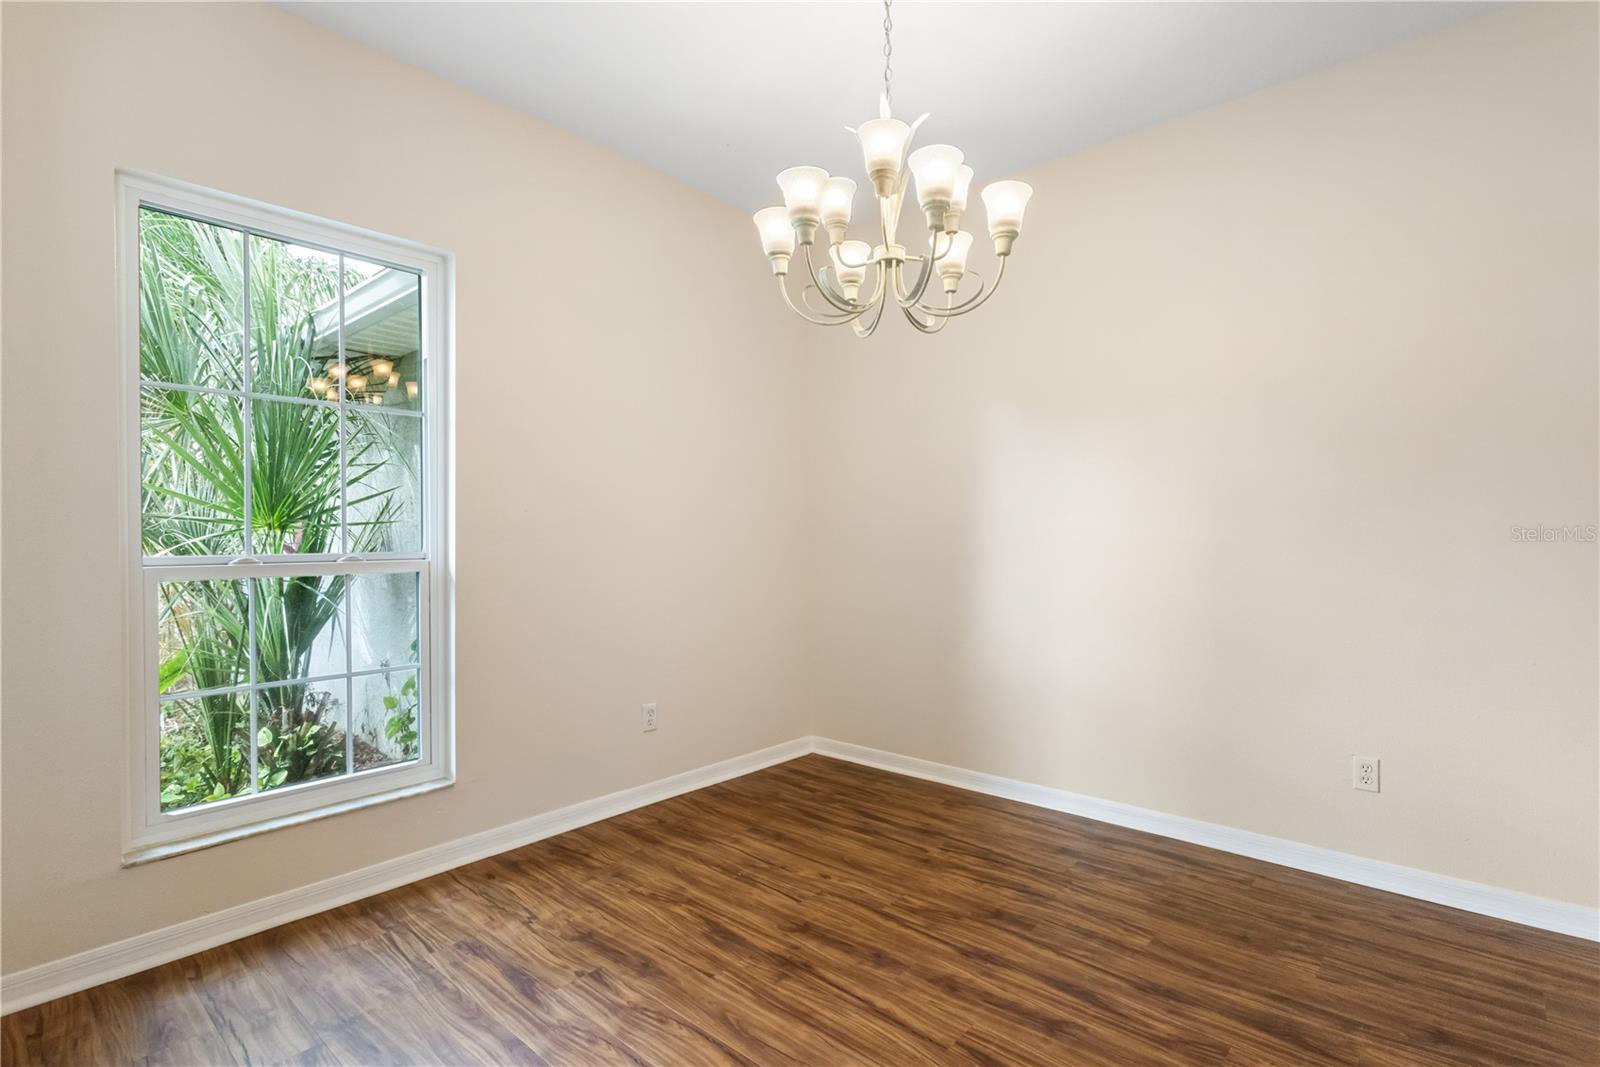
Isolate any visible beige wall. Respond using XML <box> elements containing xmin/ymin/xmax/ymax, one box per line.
<box><xmin>1</xmin><ymin>2</ymin><xmax>813</xmax><ymax>973</ymax></box>
<box><xmin>3</xmin><ymin>0</ymin><xmax>1596</xmax><ymax>982</ymax></box>
<box><xmin>810</xmin><ymin>3</ymin><xmax>1599</xmax><ymax>908</ymax></box>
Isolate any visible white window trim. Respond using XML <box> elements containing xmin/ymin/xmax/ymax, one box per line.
<box><xmin>118</xmin><ymin>171</ymin><xmax>455</xmax><ymax>864</ymax></box>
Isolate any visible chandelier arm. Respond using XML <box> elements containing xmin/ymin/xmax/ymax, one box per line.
<box><xmin>897</xmin><ymin>229</ymin><xmax>949</xmax><ymax>308</ymax></box>
<box><xmin>852</xmin><ymin>281</ymin><xmax>891</xmax><ymax>338</ymax></box>
<box><xmin>919</xmin><ymin>257</ymin><xmax>1008</xmax><ymax>318</ymax></box>
<box><xmin>907</xmin><ymin>284</ymin><xmax>954</xmax><ymax>333</ymax></box>
<box><xmin>802</xmin><ymin>263</ymin><xmax>884</xmax><ymax>317</ymax></box>
<box><xmin>777</xmin><ymin>276</ymin><xmax>870</xmax><ymax>326</ymax></box>
<box><xmin>914</xmin><ymin>268</ymin><xmax>987</xmax><ymax>316</ymax></box>
<box><xmin>799</xmin><ymin>283</ymin><xmax>842</xmax><ymax>317</ymax></box>
<box><xmin>900</xmin><ymin>300</ymin><xmax>949</xmax><ymax>334</ymax></box>
<box><xmin>803</xmin><ymin>243</ymin><xmax>867</xmax><ymax>313</ymax></box>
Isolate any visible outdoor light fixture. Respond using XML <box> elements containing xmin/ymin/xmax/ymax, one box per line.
<box><xmin>753</xmin><ymin>0</ymin><xmax>1032</xmax><ymax>337</ymax></box>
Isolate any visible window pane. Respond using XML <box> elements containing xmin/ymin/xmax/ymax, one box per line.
<box><xmin>142</xmin><ymin>387</ymin><xmax>245</xmax><ymax>557</ymax></box>
<box><xmin>252</xmin><ymin>575</ymin><xmax>345</xmax><ymax>684</ymax></box>
<box><xmin>347</xmin><ymin>409</ymin><xmax>422</xmax><ymax>554</ymax></box>
<box><xmin>352</xmin><ymin>669</ymin><xmax>420</xmax><ymax>772</ymax></box>
<box><xmin>256</xmin><ymin>679</ymin><xmax>348</xmax><ymax>792</ymax></box>
<box><xmin>139</xmin><ymin>209</ymin><xmax>245</xmax><ymax>391</ymax></box>
<box><xmin>160</xmin><ymin>693</ymin><xmax>251</xmax><ymax>812</ymax></box>
<box><xmin>250</xmin><ymin>399</ymin><xmax>342</xmax><ymax>555</ymax></box>
<box><xmin>343</xmin><ymin>259</ymin><xmax>421</xmax><ymax>412</ymax></box>
<box><xmin>350</xmin><ymin>571</ymin><xmax>419</xmax><ymax>671</ymax></box>
<box><xmin>249</xmin><ymin>235</ymin><xmax>344</xmax><ymax>402</ymax></box>
<box><xmin>158</xmin><ymin>579</ymin><xmax>249</xmax><ymax>694</ymax></box>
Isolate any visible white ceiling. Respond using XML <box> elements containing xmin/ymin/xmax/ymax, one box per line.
<box><xmin>281</xmin><ymin>1</ymin><xmax>1494</xmax><ymax>212</ymax></box>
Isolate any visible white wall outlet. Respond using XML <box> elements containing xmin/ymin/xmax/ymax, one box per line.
<box><xmin>642</xmin><ymin>703</ymin><xmax>658</xmax><ymax>732</ymax></box>
<box><xmin>1352</xmin><ymin>755</ymin><xmax>1380</xmax><ymax>792</ymax></box>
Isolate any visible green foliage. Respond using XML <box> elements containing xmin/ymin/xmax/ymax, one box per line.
<box><xmin>382</xmin><ymin>673</ymin><xmax>420</xmax><ymax>757</ymax></box>
<box><xmin>144</xmin><ymin>211</ymin><xmax>404</xmax><ymax>810</ymax></box>
<box><xmin>160</xmin><ymin>702</ymin><xmax>248</xmax><ymax>811</ymax></box>
<box><xmin>256</xmin><ymin>687</ymin><xmax>346</xmax><ymax>790</ymax></box>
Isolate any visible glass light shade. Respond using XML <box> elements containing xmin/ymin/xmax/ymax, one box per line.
<box><xmin>753</xmin><ymin>207</ymin><xmax>796</xmax><ymax>256</ymax></box>
<box><xmin>982</xmin><ymin>180</ymin><xmax>1034</xmax><ymax>235</ymax></box>
<box><xmin>950</xmin><ymin>165</ymin><xmax>975</xmax><ymax>212</ymax></box>
<box><xmin>857</xmin><ymin>118</ymin><xmax>912</xmax><ymax>180</ymax></box>
<box><xmin>830</xmin><ymin>240</ymin><xmax>872</xmax><ymax>291</ymax></box>
<box><xmin>776</xmin><ymin>166</ymin><xmax>828</xmax><ymax>223</ymax></box>
<box><xmin>936</xmin><ymin>231</ymin><xmax>973</xmax><ymax>280</ymax></box>
<box><xmin>820</xmin><ymin>177</ymin><xmax>857</xmax><ymax>228</ymax></box>
<box><xmin>907</xmin><ymin>145</ymin><xmax>965</xmax><ymax>207</ymax></box>
<box><xmin>370</xmin><ymin>358</ymin><xmax>394</xmax><ymax>379</ymax></box>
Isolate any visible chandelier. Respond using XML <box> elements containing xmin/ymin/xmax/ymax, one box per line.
<box><xmin>753</xmin><ymin>0</ymin><xmax>1033</xmax><ymax>337</ymax></box>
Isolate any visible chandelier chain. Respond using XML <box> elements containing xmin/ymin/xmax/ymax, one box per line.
<box><xmin>882</xmin><ymin>0</ymin><xmax>893</xmax><ymax>103</ymax></box>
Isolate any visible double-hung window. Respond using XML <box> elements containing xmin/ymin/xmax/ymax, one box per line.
<box><xmin>120</xmin><ymin>174</ymin><xmax>453</xmax><ymax>861</ymax></box>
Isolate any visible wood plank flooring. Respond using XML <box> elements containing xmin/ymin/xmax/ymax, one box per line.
<box><xmin>4</xmin><ymin>755</ymin><xmax>1596</xmax><ymax>1065</ymax></box>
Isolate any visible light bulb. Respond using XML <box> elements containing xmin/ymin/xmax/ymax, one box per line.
<box><xmin>776</xmin><ymin>166</ymin><xmax>828</xmax><ymax>228</ymax></box>
<box><xmin>936</xmin><ymin>231</ymin><xmax>973</xmax><ymax>290</ymax></box>
<box><xmin>820</xmin><ymin>176</ymin><xmax>856</xmax><ymax>241</ymax></box>
<box><xmin>856</xmin><ymin>117</ymin><xmax>911</xmax><ymax>196</ymax></box>
<box><xmin>830</xmin><ymin>240</ymin><xmax>872</xmax><ymax>300</ymax></box>
<box><xmin>753</xmin><ymin>206</ymin><xmax>796</xmax><ymax>257</ymax></box>
<box><xmin>308</xmin><ymin>376</ymin><xmax>329</xmax><ymax>396</ymax></box>
<box><xmin>950</xmin><ymin>165</ymin><xmax>974</xmax><ymax>213</ymax></box>
<box><xmin>945</xmin><ymin>165</ymin><xmax>974</xmax><ymax>233</ymax></box>
<box><xmin>326</xmin><ymin>360</ymin><xmax>346</xmax><ymax>379</ymax></box>
<box><xmin>346</xmin><ymin>374</ymin><xmax>367</xmax><ymax>394</ymax></box>
<box><xmin>982</xmin><ymin>180</ymin><xmax>1034</xmax><ymax>255</ymax></box>
<box><xmin>907</xmin><ymin>145</ymin><xmax>964</xmax><ymax>208</ymax></box>
<box><xmin>370</xmin><ymin>358</ymin><xmax>393</xmax><ymax>379</ymax></box>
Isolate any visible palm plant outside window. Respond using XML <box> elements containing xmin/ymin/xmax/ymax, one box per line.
<box><xmin>124</xmin><ymin>175</ymin><xmax>452</xmax><ymax>855</ymax></box>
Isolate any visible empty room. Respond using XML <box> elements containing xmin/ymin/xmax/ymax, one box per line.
<box><xmin>1</xmin><ymin>1</ymin><xmax>1596</xmax><ymax>1064</ymax></box>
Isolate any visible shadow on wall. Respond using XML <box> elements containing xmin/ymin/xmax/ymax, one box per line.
<box><xmin>955</xmin><ymin>404</ymin><xmax>1315</xmax><ymax>814</ymax></box>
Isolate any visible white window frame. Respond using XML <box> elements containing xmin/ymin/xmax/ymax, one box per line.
<box><xmin>118</xmin><ymin>171</ymin><xmax>455</xmax><ymax>863</ymax></box>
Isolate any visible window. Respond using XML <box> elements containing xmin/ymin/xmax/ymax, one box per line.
<box><xmin>120</xmin><ymin>173</ymin><xmax>452</xmax><ymax>861</ymax></box>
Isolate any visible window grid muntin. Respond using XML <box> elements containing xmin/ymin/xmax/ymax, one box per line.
<box><xmin>153</xmin><ymin>565</ymin><xmax>426</xmax><ymax>810</ymax></box>
<box><xmin>138</xmin><ymin>196</ymin><xmax>434</xmax><ymax>826</ymax></box>
<box><xmin>138</xmin><ymin>209</ymin><xmax>425</xmax><ymax>568</ymax></box>
<box><xmin>138</xmin><ymin>200</ymin><xmax>423</xmax><ymax>281</ymax></box>
<box><xmin>338</xmin><ymin>251</ymin><xmax>350</xmax><ymax>556</ymax></box>
<box><xmin>158</xmin><ymin>663</ymin><xmax>424</xmax><ymax>704</ymax></box>
<box><xmin>241</xmin><ymin>222</ymin><xmax>254</xmax><ymax>558</ymax></box>
<box><xmin>136</xmin><ymin>381</ymin><xmax>423</xmax><ymax>420</ymax></box>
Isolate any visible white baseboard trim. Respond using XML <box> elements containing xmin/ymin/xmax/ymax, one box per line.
<box><xmin>0</xmin><ymin>736</ymin><xmax>814</xmax><ymax>1015</ymax></box>
<box><xmin>812</xmin><ymin>737</ymin><xmax>1599</xmax><ymax>943</ymax></box>
<box><xmin>8</xmin><ymin>734</ymin><xmax>1593</xmax><ymax>1015</ymax></box>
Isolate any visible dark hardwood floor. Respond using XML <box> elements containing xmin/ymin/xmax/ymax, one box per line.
<box><xmin>4</xmin><ymin>755</ymin><xmax>1596</xmax><ymax>1065</ymax></box>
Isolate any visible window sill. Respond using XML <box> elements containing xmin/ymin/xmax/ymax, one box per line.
<box><xmin>122</xmin><ymin>776</ymin><xmax>454</xmax><ymax>866</ymax></box>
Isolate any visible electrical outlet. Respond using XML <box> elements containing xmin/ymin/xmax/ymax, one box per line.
<box><xmin>642</xmin><ymin>703</ymin><xmax>658</xmax><ymax>732</ymax></box>
<box><xmin>1352</xmin><ymin>755</ymin><xmax>1380</xmax><ymax>792</ymax></box>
